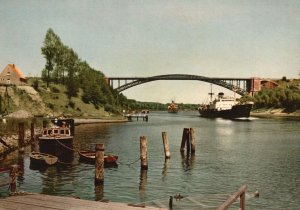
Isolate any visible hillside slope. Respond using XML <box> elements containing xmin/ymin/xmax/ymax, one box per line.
<box><xmin>0</xmin><ymin>83</ymin><xmax>118</xmax><ymax>118</ymax></box>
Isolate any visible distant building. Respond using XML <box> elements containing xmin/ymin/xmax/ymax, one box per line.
<box><xmin>0</xmin><ymin>64</ymin><xmax>27</xmax><ymax>85</ymax></box>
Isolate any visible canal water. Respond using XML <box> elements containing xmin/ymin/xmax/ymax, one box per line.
<box><xmin>0</xmin><ymin>111</ymin><xmax>299</xmax><ymax>209</ymax></box>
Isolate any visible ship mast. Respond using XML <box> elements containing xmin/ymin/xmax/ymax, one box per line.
<box><xmin>208</xmin><ymin>84</ymin><xmax>214</xmax><ymax>102</ymax></box>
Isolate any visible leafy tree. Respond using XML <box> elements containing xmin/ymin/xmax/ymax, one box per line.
<box><xmin>41</xmin><ymin>28</ymin><xmax>62</xmax><ymax>88</ymax></box>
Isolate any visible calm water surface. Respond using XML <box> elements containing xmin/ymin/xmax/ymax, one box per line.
<box><xmin>1</xmin><ymin>111</ymin><xmax>299</xmax><ymax>209</ymax></box>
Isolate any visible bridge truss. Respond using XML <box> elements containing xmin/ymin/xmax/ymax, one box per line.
<box><xmin>107</xmin><ymin>74</ymin><xmax>253</xmax><ymax>96</ymax></box>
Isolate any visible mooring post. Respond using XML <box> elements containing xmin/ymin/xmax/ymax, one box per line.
<box><xmin>190</xmin><ymin>128</ymin><xmax>195</xmax><ymax>154</ymax></box>
<box><xmin>162</xmin><ymin>132</ymin><xmax>171</xmax><ymax>159</ymax></box>
<box><xmin>18</xmin><ymin>122</ymin><xmax>25</xmax><ymax>153</ymax></box>
<box><xmin>180</xmin><ymin>128</ymin><xmax>189</xmax><ymax>152</ymax></box>
<box><xmin>95</xmin><ymin>143</ymin><xmax>105</xmax><ymax>185</ymax></box>
<box><xmin>30</xmin><ymin>122</ymin><xmax>36</xmax><ymax>152</ymax></box>
<box><xmin>9</xmin><ymin>165</ymin><xmax>18</xmax><ymax>194</ymax></box>
<box><xmin>140</xmin><ymin>136</ymin><xmax>148</xmax><ymax>170</ymax></box>
<box><xmin>169</xmin><ymin>196</ymin><xmax>173</xmax><ymax>209</ymax></box>
<box><xmin>186</xmin><ymin>128</ymin><xmax>191</xmax><ymax>154</ymax></box>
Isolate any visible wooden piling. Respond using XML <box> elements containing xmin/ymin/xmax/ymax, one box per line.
<box><xmin>30</xmin><ymin>122</ymin><xmax>36</xmax><ymax>152</ymax></box>
<box><xmin>186</xmin><ymin>129</ymin><xmax>191</xmax><ymax>154</ymax></box>
<box><xmin>140</xmin><ymin>136</ymin><xmax>148</xmax><ymax>170</ymax></box>
<box><xmin>162</xmin><ymin>132</ymin><xmax>171</xmax><ymax>159</ymax></box>
<box><xmin>95</xmin><ymin>143</ymin><xmax>105</xmax><ymax>185</ymax></box>
<box><xmin>180</xmin><ymin>128</ymin><xmax>189</xmax><ymax>152</ymax></box>
<box><xmin>169</xmin><ymin>196</ymin><xmax>173</xmax><ymax>209</ymax></box>
<box><xmin>9</xmin><ymin>165</ymin><xmax>18</xmax><ymax>194</ymax></box>
<box><xmin>190</xmin><ymin>128</ymin><xmax>195</xmax><ymax>154</ymax></box>
<box><xmin>18</xmin><ymin>122</ymin><xmax>25</xmax><ymax>152</ymax></box>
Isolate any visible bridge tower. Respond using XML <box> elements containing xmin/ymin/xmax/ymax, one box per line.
<box><xmin>249</xmin><ymin>77</ymin><xmax>261</xmax><ymax>96</ymax></box>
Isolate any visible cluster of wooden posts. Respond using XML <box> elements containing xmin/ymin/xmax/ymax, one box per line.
<box><xmin>93</xmin><ymin>127</ymin><xmax>196</xmax><ymax>207</ymax></box>
<box><xmin>94</xmin><ymin>127</ymin><xmax>196</xmax><ymax>184</ymax></box>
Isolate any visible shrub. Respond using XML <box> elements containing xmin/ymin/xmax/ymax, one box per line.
<box><xmin>68</xmin><ymin>100</ymin><xmax>75</xmax><ymax>109</ymax></box>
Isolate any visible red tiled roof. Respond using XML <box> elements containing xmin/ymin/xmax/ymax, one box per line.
<box><xmin>8</xmin><ymin>64</ymin><xmax>26</xmax><ymax>79</ymax></box>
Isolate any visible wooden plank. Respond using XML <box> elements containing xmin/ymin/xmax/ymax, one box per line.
<box><xmin>0</xmin><ymin>194</ymin><xmax>167</xmax><ymax>210</ymax></box>
<box><xmin>217</xmin><ymin>185</ymin><xmax>247</xmax><ymax>210</ymax></box>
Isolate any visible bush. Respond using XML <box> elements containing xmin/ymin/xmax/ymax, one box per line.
<box><xmin>51</xmin><ymin>86</ymin><xmax>60</xmax><ymax>93</ymax></box>
<box><xmin>32</xmin><ymin>79</ymin><xmax>39</xmax><ymax>91</ymax></box>
<box><xmin>48</xmin><ymin>103</ymin><xmax>54</xmax><ymax>109</ymax></box>
<box><xmin>68</xmin><ymin>100</ymin><xmax>75</xmax><ymax>109</ymax></box>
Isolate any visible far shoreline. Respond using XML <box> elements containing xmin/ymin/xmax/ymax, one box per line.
<box><xmin>250</xmin><ymin>108</ymin><xmax>300</xmax><ymax>118</ymax></box>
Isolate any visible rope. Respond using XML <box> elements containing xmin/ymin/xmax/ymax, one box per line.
<box><xmin>117</xmin><ymin>156</ymin><xmax>140</xmax><ymax>167</ymax></box>
<box><xmin>54</xmin><ymin>138</ymin><xmax>78</xmax><ymax>152</ymax></box>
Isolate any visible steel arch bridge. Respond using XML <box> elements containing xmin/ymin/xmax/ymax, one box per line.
<box><xmin>106</xmin><ymin>74</ymin><xmax>256</xmax><ymax>96</ymax></box>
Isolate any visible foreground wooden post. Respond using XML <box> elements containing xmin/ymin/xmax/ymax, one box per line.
<box><xmin>18</xmin><ymin>122</ymin><xmax>25</xmax><ymax>153</ymax></box>
<box><xmin>162</xmin><ymin>132</ymin><xmax>171</xmax><ymax>159</ymax></box>
<box><xmin>9</xmin><ymin>165</ymin><xmax>18</xmax><ymax>194</ymax></box>
<box><xmin>140</xmin><ymin>136</ymin><xmax>148</xmax><ymax>170</ymax></box>
<box><xmin>169</xmin><ymin>196</ymin><xmax>173</xmax><ymax>209</ymax></box>
<box><xmin>217</xmin><ymin>185</ymin><xmax>247</xmax><ymax>210</ymax></box>
<box><xmin>190</xmin><ymin>128</ymin><xmax>195</xmax><ymax>154</ymax></box>
<box><xmin>95</xmin><ymin>144</ymin><xmax>105</xmax><ymax>185</ymax></box>
<box><xmin>180</xmin><ymin>128</ymin><xmax>189</xmax><ymax>152</ymax></box>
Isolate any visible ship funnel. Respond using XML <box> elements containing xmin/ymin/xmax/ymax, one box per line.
<box><xmin>218</xmin><ymin>92</ymin><xmax>224</xmax><ymax>98</ymax></box>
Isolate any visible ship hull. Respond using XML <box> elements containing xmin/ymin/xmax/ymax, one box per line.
<box><xmin>199</xmin><ymin>104</ymin><xmax>252</xmax><ymax>119</ymax></box>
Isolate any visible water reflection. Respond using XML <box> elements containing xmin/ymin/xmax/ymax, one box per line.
<box><xmin>95</xmin><ymin>184</ymin><xmax>104</xmax><ymax>201</ymax></box>
<box><xmin>180</xmin><ymin>152</ymin><xmax>195</xmax><ymax>172</ymax></box>
<box><xmin>139</xmin><ymin>169</ymin><xmax>147</xmax><ymax>193</ymax></box>
<box><xmin>161</xmin><ymin>159</ymin><xmax>170</xmax><ymax>181</ymax></box>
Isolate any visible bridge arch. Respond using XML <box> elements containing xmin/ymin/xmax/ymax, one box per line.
<box><xmin>107</xmin><ymin>74</ymin><xmax>253</xmax><ymax>96</ymax></box>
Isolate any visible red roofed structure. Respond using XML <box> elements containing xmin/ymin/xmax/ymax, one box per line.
<box><xmin>0</xmin><ymin>64</ymin><xmax>27</xmax><ymax>85</ymax></box>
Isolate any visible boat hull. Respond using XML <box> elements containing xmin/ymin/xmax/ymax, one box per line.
<box><xmin>168</xmin><ymin>109</ymin><xmax>178</xmax><ymax>113</ymax></box>
<box><xmin>199</xmin><ymin>104</ymin><xmax>252</xmax><ymax>119</ymax></box>
<box><xmin>29</xmin><ymin>152</ymin><xmax>58</xmax><ymax>166</ymax></box>
<box><xmin>39</xmin><ymin>136</ymin><xmax>74</xmax><ymax>160</ymax></box>
<box><xmin>79</xmin><ymin>150</ymin><xmax>118</xmax><ymax>166</ymax></box>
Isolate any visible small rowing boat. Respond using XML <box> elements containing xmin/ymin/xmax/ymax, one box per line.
<box><xmin>29</xmin><ymin>152</ymin><xmax>58</xmax><ymax>166</ymax></box>
<box><xmin>78</xmin><ymin>150</ymin><xmax>118</xmax><ymax>166</ymax></box>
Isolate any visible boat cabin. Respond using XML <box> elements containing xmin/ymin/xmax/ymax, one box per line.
<box><xmin>208</xmin><ymin>92</ymin><xmax>238</xmax><ymax>111</ymax></box>
<box><xmin>42</xmin><ymin>127</ymin><xmax>71</xmax><ymax>137</ymax></box>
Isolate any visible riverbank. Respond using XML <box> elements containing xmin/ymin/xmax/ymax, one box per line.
<box><xmin>74</xmin><ymin>118</ymin><xmax>128</xmax><ymax>125</ymax></box>
<box><xmin>0</xmin><ymin>116</ymin><xmax>129</xmax><ymax>157</ymax></box>
<box><xmin>251</xmin><ymin>108</ymin><xmax>300</xmax><ymax>118</ymax></box>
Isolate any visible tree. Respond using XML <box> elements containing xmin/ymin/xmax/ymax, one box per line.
<box><xmin>41</xmin><ymin>28</ymin><xmax>62</xmax><ymax>88</ymax></box>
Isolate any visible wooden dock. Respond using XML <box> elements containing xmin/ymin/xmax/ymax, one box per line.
<box><xmin>126</xmin><ymin>113</ymin><xmax>148</xmax><ymax>121</ymax></box>
<box><xmin>0</xmin><ymin>194</ymin><xmax>167</xmax><ymax>210</ymax></box>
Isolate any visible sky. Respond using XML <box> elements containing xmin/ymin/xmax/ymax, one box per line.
<box><xmin>1</xmin><ymin>0</ymin><xmax>300</xmax><ymax>103</ymax></box>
